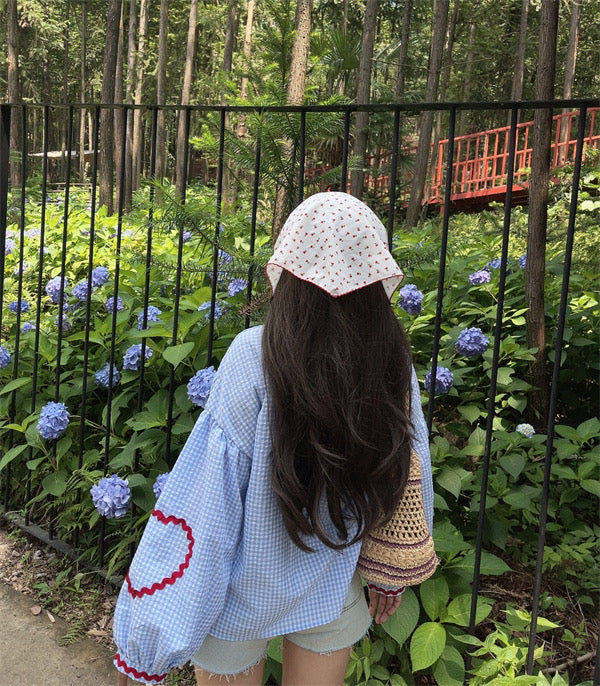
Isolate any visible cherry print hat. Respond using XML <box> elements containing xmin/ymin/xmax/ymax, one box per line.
<box><xmin>265</xmin><ymin>192</ymin><xmax>404</xmax><ymax>299</ymax></box>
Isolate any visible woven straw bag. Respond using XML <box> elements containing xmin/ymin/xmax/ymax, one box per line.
<box><xmin>356</xmin><ymin>449</ymin><xmax>438</xmax><ymax>589</ymax></box>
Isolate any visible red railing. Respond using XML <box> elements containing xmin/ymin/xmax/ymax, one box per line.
<box><xmin>305</xmin><ymin>108</ymin><xmax>599</xmax><ymax>209</ymax></box>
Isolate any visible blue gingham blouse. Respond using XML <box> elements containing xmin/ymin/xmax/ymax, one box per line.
<box><xmin>113</xmin><ymin>325</ymin><xmax>433</xmax><ymax>683</ymax></box>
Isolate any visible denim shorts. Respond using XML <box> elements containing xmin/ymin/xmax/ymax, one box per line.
<box><xmin>191</xmin><ymin>571</ymin><xmax>372</xmax><ymax>677</ymax></box>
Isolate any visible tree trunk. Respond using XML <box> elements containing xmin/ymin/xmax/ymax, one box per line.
<box><xmin>123</xmin><ymin>0</ymin><xmax>137</xmax><ymax>211</ymax></box>
<box><xmin>99</xmin><ymin>0</ymin><xmax>123</xmax><ymax>214</ymax></box>
<box><xmin>350</xmin><ymin>0</ymin><xmax>379</xmax><ymax>199</ymax></box>
<box><xmin>236</xmin><ymin>0</ymin><xmax>255</xmax><ymax>139</ymax></box>
<box><xmin>156</xmin><ymin>0</ymin><xmax>169</xmax><ymax>181</ymax></box>
<box><xmin>272</xmin><ymin>0</ymin><xmax>313</xmax><ymax>237</ymax></box>
<box><xmin>7</xmin><ymin>0</ymin><xmax>21</xmax><ymax>187</ymax></box>
<box><xmin>404</xmin><ymin>0</ymin><xmax>449</xmax><ymax>230</ymax></box>
<box><xmin>79</xmin><ymin>0</ymin><xmax>88</xmax><ymax>181</ymax></box>
<box><xmin>559</xmin><ymin>0</ymin><xmax>580</xmax><ymax>162</ymax></box>
<box><xmin>525</xmin><ymin>0</ymin><xmax>559</xmax><ymax>425</ymax></box>
<box><xmin>222</xmin><ymin>0</ymin><xmax>237</xmax><ymax>205</ymax></box>
<box><xmin>394</xmin><ymin>0</ymin><xmax>413</xmax><ymax>102</ymax></box>
<box><xmin>508</xmin><ymin>0</ymin><xmax>529</xmax><ymax>126</ymax></box>
<box><xmin>175</xmin><ymin>0</ymin><xmax>198</xmax><ymax>199</ymax></box>
<box><xmin>132</xmin><ymin>0</ymin><xmax>149</xmax><ymax>195</ymax></box>
<box><xmin>457</xmin><ymin>21</ymin><xmax>475</xmax><ymax>134</ymax></box>
<box><xmin>114</xmin><ymin>3</ymin><xmax>125</xmax><ymax>210</ymax></box>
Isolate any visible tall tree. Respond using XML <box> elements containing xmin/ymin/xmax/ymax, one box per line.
<box><xmin>7</xmin><ymin>0</ymin><xmax>21</xmax><ymax>186</ymax></box>
<box><xmin>559</xmin><ymin>0</ymin><xmax>581</xmax><ymax>161</ymax></box>
<box><xmin>155</xmin><ymin>0</ymin><xmax>169</xmax><ymax>181</ymax></box>
<box><xmin>222</xmin><ymin>0</ymin><xmax>238</xmax><ymax>205</ymax></box>
<box><xmin>175</xmin><ymin>0</ymin><xmax>198</xmax><ymax>198</ymax></box>
<box><xmin>394</xmin><ymin>0</ymin><xmax>413</xmax><ymax>102</ymax></box>
<box><xmin>236</xmin><ymin>0</ymin><xmax>255</xmax><ymax>139</ymax></box>
<box><xmin>132</xmin><ymin>0</ymin><xmax>149</xmax><ymax>194</ymax></box>
<box><xmin>122</xmin><ymin>0</ymin><xmax>138</xmax><ymax>210</ymax></box>
<box><xmin>350</xmin><ymin>0</ymin><xmax>379</xmax><ymax>199</ymax></box>
<box><xmin>99</xmin><ymin>0</ymin><xmax>123</xmax><ymax>213</ymax></box>
<box><xmin>457</xmin><ymin>20</ymin><xmax>475</xmax><ymax>134</ymax></box>
<box><xmin>404</xmin><ymin>0</ymin><xmax>449</xmax><ymax>229</ymax></box>
<box><xmin>79</xmin><ymin>0</ymin><xmax>88</xmax><ymax>181</ymax></box>
<box><xmin>508</xmin><ymin>0</ymin><xmax>529</xmax><ymax>125</ymax></box>
<box><xmin>525</xmin><ymin>0</ymin><xmax>560</xmax><ymax>424</ymax></box>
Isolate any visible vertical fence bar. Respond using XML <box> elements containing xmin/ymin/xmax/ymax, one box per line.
<box><xmin>426</xmin><ymin>106</ymin><xmax>456</xmax><ymax>434</ymax></box>
<box><xmin>468</xmin><ymin>106</ymin><xmax>519</xmax><ymax>638</ymax></box>
<box><xmin>207</xmin><ymin>108</ymin><xmax>226</xmax><ymax>366</ymax></box>
<box><xmin>0</xmin><ymin>105</ymin><xmax>9</xmax><ymax>510</ymax></box>
<box><xmin>526</xmin><ymin>105</ymin><xmax>588</xmax><ymax>673</ymax></box>
<box><xmin>341</xmin><ymin>109</ymin><xmax>351</xmax><ymax>192</ymax></box>
<box><xmin>245</xmin><ymin>133</ymin><xmax>262</xmax><ymax>330</ymax></box>
<box><xmin>297</xmin><ymin>109</ymin><xmax>306</xmax><ymax>204</ymax></box>
<box><xmin>386</xmin><ymin>107</ymin><xmax>402</xmax><ymax>248</ymax></box>
<box><xmin>165</xmin><ymin>106</ymin><xmax>191</xmax><ymax>465</ymax></box>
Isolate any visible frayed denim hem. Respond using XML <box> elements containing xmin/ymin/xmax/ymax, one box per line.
<box><xmin>192</xmin><ymin>649</ymin><xmax>268</xmax><ymax>681</ymax></box>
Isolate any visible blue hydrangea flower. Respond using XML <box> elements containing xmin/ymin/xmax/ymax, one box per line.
<box><xmin>137</xmin><ymin>305</ymin><xmax>162</xmax><ymax>330</ymax></box>
<box><xmin>424</xmin><ymin>366</ymin><xmax>454</xmax><ymax>395</ymax></box>
<box><xmin>8</xmin><ymin>300</ymin><xmax>30</xmax><ymax>314</ymax></box>
<box><xmin>182</xmin><ymin>230</ymin><xmax>193</xmax><ymax>243</ymax></box>
<box><xmin>21</xmin><ymin>322</ymin><xmax>36</xmax><ymax>333</ymax></box>
<box><xmin>122</xmin><ymin>344</ymin><xmax>153</xmax><ymax>371</ymax></box>
<box><xmin>91</xmin><ymin>266</ymin><xmax>110</xmax><ymax>287</ymax></box>
<box><xmin>72</xmin><ymin>279</ymin><xmax>93</xmax><ymax>302</ymax></box>
<box><xmin>227</xmin><ymin>278</ymin><xmax>248</xmax><ymax>297</ymax></box>
<box><xmin>94</xmin><ymin>363</ymin><xmax>120</xmax><ymax>388</ymax></box>
<box><xmin>105</xmin><ymin>296</ymin><xmax>124</xmax><ymax>313</ymax></box>
<box><xmin>198</xmin><ymin>301</ymin><xmax>225</xmax><ymax>320</ymax></box>
<box><xmin>5</xmin><ymin>238</ymin><xmax>16</xmax><ymax>255</ymax></box>
<box><xmin>25</xmin><ymin>228</ymin><xmax>40</xmax><ymax>239</ymax></box>
<box><xmin>187</xmin><ymin>366</ymin><xmax>216</xmax><ymax>408</ymax></box>
<box><xmin>37</xmin><ymin>401</ymin><xmax>70</xmax><ymax>440</ymax></box>
<box><xmin>13</xmin><ymin>261</ymin><xmax>30</xmax><ymax>275</ymax></box>
<box><xmin>46</xmin><ymin>276</ymin><xmax>68</xmax><ymax>304</ymax></box>
<box><xmin>485</xmin><ymin>258</ymin><xmax>502</xmax><ymax>270</ymax></box>
<box><xmin>455</xmin><ymin>327</ymin><xmax>490</xmax><ymax>357</ymax></box>
<box><xmin>218</xmin><ymin>250</ymin><xmax>232</xmax><ymax>265</ymax></box>
<box><xmin>516</xmin><ymin>423</ymin><xmax>535</xmax><ymax>438</ymax></box>
<box><xmin>90</xmin><ymin>474</ymin><xmax>131</xmax><ymax>519</ymax></box>
<box><xmin>519</xmin><ymin>254</ymin><xmax>527</xmax><ymax>269</ymax></box>
<box><xmin>153</xmin><ymin>472</ymin><xmax>170</xmax><ymax>498</ymax></box>
<box><xmin>398</xmin><ymin>284</ymin><xmax>424</xmax><ymax>315</ymax></box>
<box><xmin>469</xmin><ymin>270</ymin><xmax>491</xmax><ymax>285</ymax></box>
<box><xmin>0</xmin><ymin>346</ymin><xmax>11</xmax><ymax>369</ymax></box>
<box><xmin>54</xmin><ymin>315</ymin><xmax>72</xmax><ymax>332</ymax></box>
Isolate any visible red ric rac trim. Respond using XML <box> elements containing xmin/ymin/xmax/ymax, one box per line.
<box><xmin>126</xmin><ymin>509</ymin><xmax>195</xmax><ymax>599</ymax></box>
<box><xmin>367</xmin><ymin>583</ymin><xmax>405</xmax><ymax>596</ymax></box>
<box><xmin>115</xmin><ymin>654</ymin><xmax>167</xmax><ymax>683</ymax></box>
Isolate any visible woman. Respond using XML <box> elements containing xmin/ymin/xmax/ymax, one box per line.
<box><xmin>114</xmin><ymin>192</ymin><xmax>436</xmax><ymax>685</ymax></box>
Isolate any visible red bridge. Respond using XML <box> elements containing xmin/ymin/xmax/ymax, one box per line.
<box><xmin>305</xmin><ymin>107</ymin><xmax>600</xmax><ymax>211</ymax></box>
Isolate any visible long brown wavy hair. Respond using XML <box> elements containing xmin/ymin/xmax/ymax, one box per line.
<box><xmin>262</xmin><ymin>270</ymin><xmax>414</xmax><ymax>552</ymax></box>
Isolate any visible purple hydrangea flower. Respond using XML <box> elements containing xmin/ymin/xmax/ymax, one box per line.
<box><xmin>105</xmin><ymin>296</ymin><xmax>124</xmax><ymax>313</ymax></box>
<box><xmin>37</xmin><ymin>401</ymin><xmax>70</xmax><ymax>440</ymax></box>
<box><xmin>72</xmin><ymin>279</ymin><xmax>93</xmax><ymax>302</ymax></box>
<box><xmin>90</xmin><ymin>474</ymin><xmax>131</xmax><ymax>519</ymax></box>
<box><xmin>137</xmin><ymin>305</ymin><xmax>162</xmax><ymax>330</ymax></box>
<box><xmin>516</xmin><ymin>423</ymin><xmax>535</xmax><ymax>438</ymax></box>
<box><xmin>0</xmin><ymin>346</ymin><xmax>11</xmax><ymax>369</ymax></box>
<box><xmin>54</xmin><ymin>315</ymin><xmax>72</xmax><ymax>332</ymax></box>
<box><xmin>469</xmin><ymin>270</ymin><xmax>491</xmax><ymax>285</ymax></box>
<box><xmin>218</xmin><ymin>250</ymin><xmax>232</xmax><ymax>265</ymax></box>
<box><xmin>13</xmin><ymin>261</ymin><xmax>30</xmax><ymax>275</ymax></box>
<box><xmin>519</xmin><ymin>254</ymin><xmax>527</xmax><ymax>269</ymax></box>
<box><xmin>187</xmin><ymin>366</ymin><xmax>216</xmax><ymax>408</ymax></box>
<box><xmin>91</xmin><ymin>266</ymin><xmax>110</xmax><ymax>287</ymax></box>
<box><xmin>182</xmin><ymin>230</ymin><xmax>193</xmax><ymax>243</ymax></box>
<box><xmin>424</xmin><ymin>366</ymin><xmax>454</xmax><ymax>395</ymax></box>
<box><xmin>455</xmin><ymin>327</ymin><xmax>490</xmax><ymax>357</ymax></box>
<box><xmin>8</xmin><ymin>300</ymin><xmax>30</xmax><ymax>314</ymax></box>
<box><xmin>5</xmin><ymin>238</ymin><xmax>16</xmax><ymax>255</ymax></box>
<box><xmin>25</xmin><ymin>228</ymin><xmax>41</xmax><ymax>239</ymax></box>
<box><xmin>198</xmin><ymin>301</ymin><xmax>225</xmax><ymax>319</ymax></box>
<box><xmin>227</xmin><ymin>278</ymin><xmax>248</xmax><ymax>297</ymax></box>
<box><xmin>46</xmin><ymin>276</ymin><xmax>68</xmax><ymax>304</ymax></box>
<box><xmin>398</xmin><ymin>284</ymin><xmax>424</xmax><ymax>315</ymax></box>
<box><xmin>94</xmin><ymin>363</ymin><xmax>120</xmax><ymax>388</ymax></box>
<box><xmin>21</xmin><ymin>322</ymin><xmax>36</xmax><ymax>334</ymax></box>
<box><xmin>153</xmin><ymin>472</ymin><xmax>170</xmax><ymax>498</ymax></box>
<box><xmin>122</xmin><ymin>344</ymin><xmax>153</xmax><ymax>371</ymax></box>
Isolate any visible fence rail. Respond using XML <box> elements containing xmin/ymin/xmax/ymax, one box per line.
<box><xmin>0</xmin><ymin>99</ymin><xmax>599</xmax><ymax>681</ymax></box>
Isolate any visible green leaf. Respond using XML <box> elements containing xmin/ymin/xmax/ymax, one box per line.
<box><xmin>410</xmin><ymin>622</ymin><xmax>446</xmax><ymax>671</ymax></box>
<box><xmin>433</xmin><ymin>645</ymin><xmax>465</xmax><ymax>686</ymax></box>
<box><xmin>503</xmin><ymin>485</ymin><xmax>539</xmax><ymax>510</ymax></box>
<box><xmin>420</xmin><ymin>576</ymin><xmax>449</xmax><ymax>621</ymax></box>
<box><xmin>162</xmin><ymin>342</ymin><xmax>195</xmax><ymax>368</ymax></box>
<box><xmin>42</xmin><ymin>471</ymin><xmax>68</xmax><ymax>496</ymax></box>
<box><xmin>0</xmin><ymin>377</ymin><xmax>32</xmax><ymax>395</ymax></box>
<box><xmin>436</xmin><ymin>468</ymin><xmax>462</xmax><ymax>499</ymax></box>
<box><xmin>499</xmin><ymin>453</ymin><xmax>526</xmax><ymax>479</ymax></box>
<box><xmin>446</xmin><ymin>550</ymin><xmax>511</xmax><ymax>576</ymax></box>
<box><xmin>381</xmin><ymin>587</ymin><xmax>419</xmax><ymax>647</ymax></box>
<box><xmin>457</xmin><ymin>404</ymin><xmax>480</xmax><ymax>423</ymax></box>
<box><xmin>0</xmin><ymin>443</ymin><xmax>28</xmax><ymax>471</ymax></box>
<box><xmin>126</xmin><ymin>411</ymin><xmax>166</xmax><ymax>430</ymax></box>
<box><xmin>444</xmin><ymin>593</ymin><xmax>493</xmax><ymax>626</ymax></box>
<box><xmin>580</xmin><ymin>479</ymin><xmax>600</xmax><ymax>497</ymax></box>
<box><xmin>577</xmin><ymin>417</ymin><xmax>600</xmax><ymax>441</ymax></box>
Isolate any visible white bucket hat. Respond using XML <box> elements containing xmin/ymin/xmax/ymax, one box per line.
<box><xmin>265</xmin><ymin>192</ymin><xmax>404</xmax><ymax>299</ymax></box>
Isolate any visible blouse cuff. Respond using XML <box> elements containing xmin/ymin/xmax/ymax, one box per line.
<box><xmin>114</xmin><ymin>654</ymin><xmax>167</xmax><ymax>684</ymax></box>
<box><xmin>366</xmin><ymin>582</ymin><xmax>405</xmax><ymax>597</ymax></box>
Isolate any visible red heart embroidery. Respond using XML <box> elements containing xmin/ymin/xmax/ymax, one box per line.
<box><xmin>126</xmin><ymin>510</ymin><xmax>194</xmax><ymax>599</ymax></box>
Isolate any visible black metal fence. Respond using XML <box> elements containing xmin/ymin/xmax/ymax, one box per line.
<box><xmin>0</xmin><ymin>99</ymin><xmax>599</xmax><ymax>680</ymax></box>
